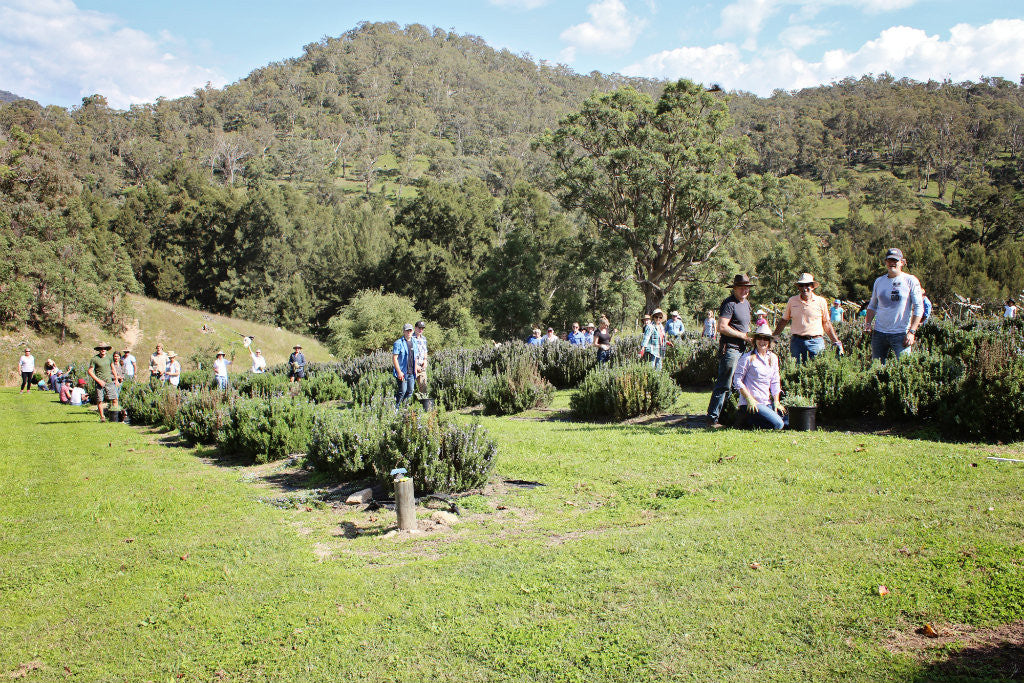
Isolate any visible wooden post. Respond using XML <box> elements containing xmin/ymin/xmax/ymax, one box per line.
<box><xmin>395</xmin><ymin>478</ymin><xmax>416</xmax><ymax>531</ymax></box>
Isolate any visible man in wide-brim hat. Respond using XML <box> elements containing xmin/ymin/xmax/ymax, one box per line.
<box><xmin>773</xmin><ymin>272</ymin><xmax>843</xmax><ymax>362</ymax></box>
<box><xmin>288</xmin><ymin>344</ymin><xmax>306</xmax><ymax>383</ymax></box>
<box><xmin>706</xmin><ymin>274</ymin><xmax>756</xmax><ymax>428</ymax></box>
<box><xmin>213</xmin><ymin>350</ymin><xmax>231</xmax><ymax>390</ymax></box>
<box><xmin>87</xmin><ymin>342</ymin><xmax>118</xmax><ymax>422</ymax></box>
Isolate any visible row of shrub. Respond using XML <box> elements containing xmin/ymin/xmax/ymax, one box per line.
<box><xmin>119</xmin><ymin>379</ymin><xmax>496</xmax><ymax>493</ymax></box>
<box><xmin>780</xmin><ymin>318</ymin><xmax>1024</xmax><ymax>441</ymax></box>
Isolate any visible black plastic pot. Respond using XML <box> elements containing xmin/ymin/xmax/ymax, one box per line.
<box><xmin>788</xmin><ymin>406</ymin><xmax>816</xmax><ymax>431</ymax></box>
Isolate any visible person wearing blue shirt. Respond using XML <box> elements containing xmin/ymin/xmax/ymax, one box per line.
<box><xmin>392</xmin><ymin>324</ymin><xmax>417</xmax><ymax>406</ymax></box>
<box><xmin>829</xmin><ymin>299</ymin><xmax>844</xmax><ymax>325</ymax></box>
<box><xmin>921</xmin><ymin>289</ymin><xmax>932</xmax><ymax>323</ymax></box>
<box><xmin>567</xmin><ymin>322</ymin><xmax>587</xmax><ymax>346</ymax></box>
<box><xmin>641</xmin><ymin>309</ymin><xmax>667</xmax><ymax>370</ymax></box>
<box><xmin>583</xmin><ymin>322</ymin><xmax>595</xmax><ymax>345</ymax></box>
<box><xmin>665</xmin><ymin>310</ymin><xmax>685</xmax><ymax>342</ymax></box>
<box><xmin>526</xmin><ymin>328</ymin><xmax>543</xmax><ymax>346</ymax></box>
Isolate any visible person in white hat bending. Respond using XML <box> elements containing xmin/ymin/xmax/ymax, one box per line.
<box><xmin>772</xmin><ymin>272</ymin><xmax>843</xmax><ymax>362</ymax></box>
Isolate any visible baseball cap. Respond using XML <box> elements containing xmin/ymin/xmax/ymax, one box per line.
<box><xmin>403</xmin><ymin>323</ymin><xmax>414</xmax><ymax>331</ymax></box>
<box><xmin>885</xmin><ymin>248</ymin><xmax>904</xmax><ymax>261</ymax></box>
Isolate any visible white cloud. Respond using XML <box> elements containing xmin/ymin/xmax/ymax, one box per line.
<box><xmin>778</xmin><ymin>24</ymin><xmax>830</xmax><ymax>51</ymax></box>
<box><xmin>488</xmin><ymin>0</ymin><xmax>549</xmax><ymax>9</ymax></box>
<box><xmin>0</xmin><ymin>0</ymin><xmax>223</xmax><ymax>108</ymax></box>
<box><xmin>624</xmin><ymin>19</ymin><xmax>1024</xmax><ymax>95</ymax></box>
<box><xmin>560</xmin><ymin>0</ymin><xmax>647</xmax><ymax>53</ymax></box>
<box><xmin>560</xmin><ymin>46</ymin><xmax>578</xmax><ymax>64</ymax></box>
<box><xmin>718</xmin><ymin>0</ymin><xmax>922</xmax><ymax>42</ymax></box>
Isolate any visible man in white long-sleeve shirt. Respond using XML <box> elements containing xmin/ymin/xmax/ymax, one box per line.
<box><xmin>863</xmin><ymin>247</ymin><xmax>924</xmax><ymax>363</ymax></box>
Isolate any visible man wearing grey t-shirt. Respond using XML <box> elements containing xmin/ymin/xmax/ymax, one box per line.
<box><xmin>863</xmin><ymin>248</ymin><xmax>923</xmax><ymax>363</ymax></box>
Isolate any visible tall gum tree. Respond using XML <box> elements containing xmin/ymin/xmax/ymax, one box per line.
<box><xmin>537</xmin><ymin>79</ymin><xmax>774</xmax><ymax>313</ymax></box>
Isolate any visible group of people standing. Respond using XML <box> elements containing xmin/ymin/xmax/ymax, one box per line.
<box><xmin>707</xmin><ymin>247</ymin><xmax>926</xmax><ymax>430</ymax></box>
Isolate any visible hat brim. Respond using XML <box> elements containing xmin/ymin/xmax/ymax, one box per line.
<box><xmin>94</xmin><ymin>345</ymin><xmax>112</xmax><ymax>351</ymax></box>
<box><xmin>727</xmin><ymin>282</ymin><xmax>755</xmax><ymax>287</ymax></box>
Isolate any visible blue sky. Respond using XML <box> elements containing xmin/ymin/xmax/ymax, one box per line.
<box><xmin>0</xmin><ymin>0</ymin><xmax>1020</xmax><ymax>108</ymax></box>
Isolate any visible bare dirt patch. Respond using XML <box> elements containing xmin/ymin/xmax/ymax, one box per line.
<box><xmin>886</xmin><ymin>621</ymin><xmax>1024</xmax><ymax>679</ymax></box>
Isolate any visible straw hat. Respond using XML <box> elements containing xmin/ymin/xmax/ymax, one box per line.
<box><xmin>795</xmin><ymin>273</ymin><xmax>818</xmax><ymax>287</ymax></box>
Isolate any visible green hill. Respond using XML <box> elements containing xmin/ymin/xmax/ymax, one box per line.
<box><xmin>2</xmin><ymin>294</ymin><xmax>332</xmax><ymax>385</ymax></box>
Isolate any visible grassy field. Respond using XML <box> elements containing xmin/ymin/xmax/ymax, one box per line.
<box><xmin>1</xmin><ymin>294</ymin><xmax>333</xmax><ymax>386</ymax></box>
<box><xmin>2</xmin><ymin>388</ymin><xmax>1022</xmax><ymax>681</ymax></box>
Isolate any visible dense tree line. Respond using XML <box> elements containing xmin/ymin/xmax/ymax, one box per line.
<box><xmin>2</xmin><ymin>22</ymin><xmax>1023</xmax><ymax>350</ymax></box>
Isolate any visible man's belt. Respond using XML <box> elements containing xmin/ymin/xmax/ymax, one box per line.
<box><xmin>793</xmin><ymin>334</ymin><xmax>823</xmax><ymax>340</ymax></box>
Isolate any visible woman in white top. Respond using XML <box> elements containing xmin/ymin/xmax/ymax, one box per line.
<box><xmin>165</xmin><ymin>352</ymin><xmax>182</xmax><ymax>387</ymax></box>
<box><xmin>19</xmin><ymin>348</ymin><xmax>35</xmax><ymax>394</ymax></box>
<box><xmin>1005</xmin><ymin>299</ymin><xmax>1017</xmax><ymax>320</ymax></box>
<box><xmin>250</xmin><ymin>349</ymin><xmax>267</xmax><ymax>373</ymax></box>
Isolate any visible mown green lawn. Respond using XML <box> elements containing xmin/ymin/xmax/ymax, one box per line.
<box><xmin>2</xmin><ymin>389</ymin><xmax>1022</xmax><ymax>682</ymax></box>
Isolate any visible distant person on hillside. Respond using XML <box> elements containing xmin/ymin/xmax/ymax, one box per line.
<box><xmin>87</xmin><ymin>342</ymin><xmax>118</xmax><ymax>422</ymax></box>
<box><xmin>288</xmin><ymin>345</ymin><xmax>305</xmax><ymax>382</ymax></box>
<box><xmin>593</xmin><ymin>317</ymin><xmax>614</xmax><ymax>363</ymax></box>
<box><xmin>665</xmin><ymin>310</ymin><xmax>685</xmax><ymax>344</ymax></box>
<box><xmin>567</xmin><ymin>322</ymin><xmax>587</xmax><ymax>346</ymax></box>
<box><xmin>18</xmin><ymin>347</ymin><xmax>34</xmax><ymax>394</ymax></box>
<box><xmin>583</xmin><ymin>322</ymin><xmax>595</xmax><ymax>346</ymax></box>
<box><xmin>149</xmin><ymin>343</ymin><xmax>169</xmax><ymax>382</ymax></box>
<box><xmin>921</xmin><ymin>288</ymin><xmax>933</xmax><ymax>323</ymax></box>
<box><xmin>702</xmin><ymin>311</ymin><xmax>716</xmax><ymax>339</ymax></box>
<box><xmin>165</xmin><ymin>352</ymin><xmax>181</xmax><ymax>387</ymax></box>
<box><xmin>122</xmin><ymin>348</ymin><xmax>137</xmax><ymax>380</ymax></box>
<box><xmin>733</xmin><ymin>321</ymin><xmax>787</xmax><ymax>430</ymax></box>
<box><xmin>641</xmin><ymin>309</ymin><xmax>667</xmax><ymax>370</ymax></box>
<box><xmin>543</xmin><ymin>327</ymin><xmax>559</xmax><ymax>343</ymax></box>
<box><xmin>527</xmin><ymin>328</ymin><xmax>543</xmax><ymax>346</ymax></box>
<box><xmin>1005</xmin><ymin>299</ymin><xmax>1017</xmax><ymax>320</ymax></box>
<box><xmin>249</xmin><ymin>348</ymin><xmax>267</xmax><ymax>373</ymax></box>
<box><xmin>413</xmin><ymin>320</ymin><xmax>429</xmax><ymax>395</ymax></box>
<box><xmin>706</xmin><ymin>275</ymin><xmax>755</xmax><ymax>429</ymax></box>
<box><xmin>829</xmin><ymin>299</ymin><xmax>844</xmax><ymax>325</ymax></box>
<box><xmin>772</xmin><ymin>272</ymin><xmax>843</xmax><ymax>362</ymax></box>
<box><xmin>392</xmin><ymin>323</ymin><xmax>417</xmax><ymax>407</ymax></box>
<box><xmin>213</xmin><ymin>351</ymin><xmax>231</xmax><ymax>390</ymax></box>
<box><xmin>864</xmin><ymin>248</ymin><xmax>923</xmax><ymax>363</ymax></box>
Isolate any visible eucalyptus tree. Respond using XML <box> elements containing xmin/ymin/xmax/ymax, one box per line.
<box><xmin>538</xmin><ymin>79</ymin><xmax>774</xmax><ymax>313</ymax></box>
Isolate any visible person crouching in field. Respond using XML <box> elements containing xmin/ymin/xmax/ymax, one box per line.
<box><xmin>87</xmin><ymin>342</ymin><xmax>119</xmax><ymax>422</ymax></box>
<box><xmin>733</xmin><ymin>322</ymin><xmax>787</xmax><ymax>430</ymax></box>
<box><xmin>772</xmin><ymin>272</ymin><xmax>843</xmax><ymax>362</ymax></box>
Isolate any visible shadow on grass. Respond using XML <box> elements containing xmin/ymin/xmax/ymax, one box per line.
<box><xmin>911</xmin><ymin>641</ymin><xmax>1024</xmax><ymax>682</ymax></box>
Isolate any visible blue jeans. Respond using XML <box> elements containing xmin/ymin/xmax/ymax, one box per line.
<box><xmin>738</xmin><ymin>403</ymin><xmax>788</xmax><ymax>430</ymax></box>
<box><xmin>395</xmin><ymin>374</ymin><xmax>416</xmax><ymax>406</ymax></box>
<box><xmin>790</xmin><ymin>335</ymin><xmax>825</xmax><ymax>363</ymax></box>
<box><xmin>707</xmin><ymin>346</ymin><xmax>742</xmax><ymax>422</ymax></box>
<box><xmin>597</xmin><ymin>348</ymin><xmax>611</xmax><ymax>364</ymax></box>
<box><xmin>871</xmin><ymin>331</ymin><xmax>910</xmax><ymax>364</ymax></box>
<box><xmin>216</xmin><ymin>375</ymin><xmax>229</xmax><ymax>390</ymax></box>
<box><xmin>645</xmin><ymin>352</ymin><xmax>662</xmax><ymax>370</ymax></box>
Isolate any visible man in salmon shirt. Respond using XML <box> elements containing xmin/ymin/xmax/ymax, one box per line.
<box><xmin>772</xmin><ymin>272</ymin><xmax>843</xmax><ymax>362</ymax></box>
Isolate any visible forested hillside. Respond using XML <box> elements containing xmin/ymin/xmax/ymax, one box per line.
<box><xmin>2</xmin><ymin>21</ymin><xmax>1022</xmax><ymax>352</ymax></box>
